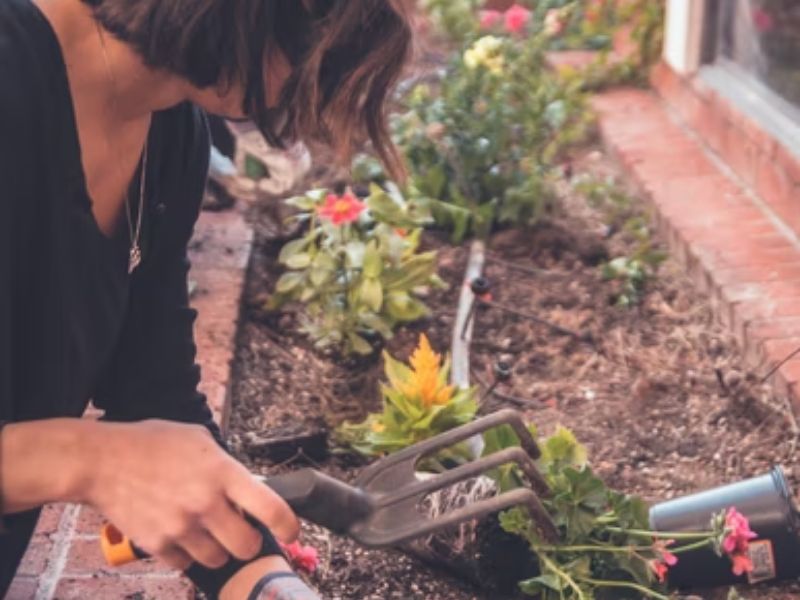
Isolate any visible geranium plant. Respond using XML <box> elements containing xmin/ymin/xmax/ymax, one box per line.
<box><xmin>336</xmin><ymin>334</ymin><xmax>478</xmax><ymax>456</ymax></box>
<box><xmin>269</xmin><ymin>185</ymin><xmax>443</xmax><ymax>355</ymax></box>
<box><xmin>393</xmin><ymin>31</ymin><xmax>591</xmax><ymax>241</ymax></box>
<box><xmin>484</xmin><ymin>424</ymin><xmax>758</xmax><ymax>599</ymax></box>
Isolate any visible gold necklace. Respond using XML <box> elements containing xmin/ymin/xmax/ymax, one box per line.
<box><xmin>95</xmin><ymin>22</ymin><xmax>148</xmax><ymax>274</ymax></box>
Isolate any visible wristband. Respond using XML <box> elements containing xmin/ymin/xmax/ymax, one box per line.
<box><xmin>184</xmin><ymin>517</ymin><xmax>285</xmax><ymax>600</ymax></box>
<box><xmin>247</xmin><ymin>572</ymin><xmax>319</xmax><ymax>600</ymax></box>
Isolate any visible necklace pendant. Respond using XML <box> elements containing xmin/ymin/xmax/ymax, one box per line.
<box><xmin>128</xmin><ymin>244</ymin><xmax>142</xmax><ymax>274</ymax></box>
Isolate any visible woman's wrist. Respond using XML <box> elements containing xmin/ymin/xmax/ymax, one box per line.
<box><xmin>1</xmin><ymin>419</ymin><xmax>108</xmax><ymax>513</ymax></box>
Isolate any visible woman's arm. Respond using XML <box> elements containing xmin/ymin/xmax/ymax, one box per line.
<box><xmin>1</xmin><ymin>417</ymin><xmax>299</xmax><ymax>570</ymax></box>
<box><xmin>1</xmin><ymin>419</ymin><xmax>96</xmax><ymax>514</ymax></box>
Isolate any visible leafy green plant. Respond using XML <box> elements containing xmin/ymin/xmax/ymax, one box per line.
<box><xmin>393</xmin><ymin>33</ymin><xmax>592</xmax><ymax>241</ymax></box>
<box><xmin>484</xmin><ymin>424</ymin><xmax>760</xmax><ymax>599</ymax></box>
<box><xmin>336</xmin><ymin>334</ymin><xmax>478</xmax><ymax>455</ymax></box>
<box><xmin>419</xmin><ymin>0</ymin><xmax>481</xmax><ymax>45</ymax></box>
<box><xmin>574</xmin><ymin>174</ymin><xmax>665</xmax><ymax>306</ymax></box>
<box><xmin>269</xmin><ymin>186</ymin><xmax>443</xmax><ymax>355</ymax></box>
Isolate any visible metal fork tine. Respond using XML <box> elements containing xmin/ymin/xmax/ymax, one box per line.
<box><xmin>356</xmin><ymin>409</ymin><xmax>541</xmax><ymax>488</ymax></box>
<box><xmin>353</xmin><ymin>488</ymin><xmax>559</xmax><ymax>547</ymax></box>
<box><xmin>374</xmin><ymin>447</ymin><xmax>548</xmax><ymax>508</ymax></box>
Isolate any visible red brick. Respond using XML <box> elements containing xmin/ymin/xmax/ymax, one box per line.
<box><xmin>5</xmin><ymin>576</ymin><xmax>38</xmax><ymax>600</ymax></box>
<box><xmin>52</xmin><ymin>575</ymin><xmax>193</xmax><ymax>600</ymax></box>
<box><xmin>63</xmin><ymin>538</ymin><xmax>177</xmax><ymax>577</ymax></box>
<box><xmin>36</xmin><ymin>504</ymin><xmax>67</xmax><ymax>534</ymax></box>
<box><xmin>17</xmin><ymin>534</ymin><xmax>54</xmax><ymax>576</ymax></box>
<box><xmin>74</xmin><ymin>505</ymin><xmax>108</xmax><ymax>534</ymax></box>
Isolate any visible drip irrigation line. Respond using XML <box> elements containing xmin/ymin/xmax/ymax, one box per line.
<box><xmin>761</xmin><ymin>344</ymin><xmax>800</xmax><ymax>384</ymax></box>
<box><xmin>471</xmin><ymin>368</ymin><xmax>540</xmax><ymax>408</ymax></box>
<box><xmin>480</xmin><ymin>299</ymin><xmax>591</xmax><ymax>343</ymax></box>
<box><xmin>484</xmin><ymin>252</ymin><xmax>567</xmax><ymax>279</ymax></box>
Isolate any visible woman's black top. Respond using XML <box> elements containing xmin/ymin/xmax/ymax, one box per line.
<box><xmin>0</xmin><ymin>0</ymin><xmax>219</xmax><ymax>592</ymax></box>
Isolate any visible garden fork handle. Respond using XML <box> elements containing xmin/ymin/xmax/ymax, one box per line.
<box><xmin>264</xmin><ymin>469</ymin><xmax>374</xmax><ymax>534</ymax></box>
<box><xmin>100</xmin><ymin>469</ymin><xmax>373</xmax><ymax>567</ymax></box>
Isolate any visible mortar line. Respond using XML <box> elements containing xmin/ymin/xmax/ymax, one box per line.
<box><xmin>34</xmin><ymin>504</ymin><xmax>81</xmax><ymax>600</ymax></box>
<box><xmin>656</xmin><ymin>93</ymin><xmax>800</xmax><ymax>253</ymax></box>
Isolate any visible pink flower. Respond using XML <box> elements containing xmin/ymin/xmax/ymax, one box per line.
<box><xmin>544</xmin><ymin>8</ymin><xmax>567</xmax><ymax>37</ymax></box>
<box><xmin>317</xmin><ymin>192</ymin><xmax>366</xmax><ymax>225</ymax></box>
<box><xmin>649</xmin><ymin>559</ymin><xmax>669</xmax><ymax>583</ymax></box>
<box><xmin>479</xmin><ymin>9</ymin><xmax>502</xmax><ymax>30</ymax></box>
<box><xmin>653</xmin><ymin>539</ymin><xmax>678</xmax><ymax>566</ymax></box>
<box><xmin>504</xmin><ymin>4</ymin><xmax>532</xmax><ymax>35</ymax></box>
<box><xmin>722</xmin><ymin>507</ymin><xmax>757</xmax><ymax>554</ymax></box>
<box><xmin>731</xmin><ymin>552</ymin><xmax>754</xmax><ymax>577</ymax></box>
<box><xmin>752</xmin><ymin>8</ymin><xmax>775</xmax><ymax>33</ymax></box>
<box><xmin>280</xmin><ymin>541</ymin><xmax>320</xmax><ymax>573</ymax></box>
<box><xmin>721</xmin><ymin>507</ymin><xmax>757</xmax><ymax>577</ymax></box>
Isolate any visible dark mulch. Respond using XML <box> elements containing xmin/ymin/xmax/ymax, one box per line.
<box><xmin>227</xmin><ymin>147</ymin><xmax>800</xmax><ymax>599</ymax></box>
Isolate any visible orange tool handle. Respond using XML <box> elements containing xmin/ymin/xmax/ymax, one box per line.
<box><xmin>100</xmin><ymin>524</ymin><xmax>149</xmax><ymax>566</ymax></box>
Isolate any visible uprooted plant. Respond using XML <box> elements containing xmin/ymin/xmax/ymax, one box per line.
<box><xmin>268</xmin><ymin>186</ymin><xmax>444</xmax><ymax>355</ymax></box>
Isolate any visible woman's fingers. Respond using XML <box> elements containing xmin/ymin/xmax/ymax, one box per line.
<box><xmin>157</xmin><ymin>546</ymin><xmax>193</xmax><ymax>571</ymax></box>
<box><xmin>224</xmin><ymin>467</ymin><xmax>299</xmax><ymax>543</ymax></box>
<box><xmin>203</xmin><ymin>498</ymin><xmax>264</xmax><ymax>561</ymax></box>
<box><xmin>177</xmin><ymin>529</ymin><xmax>229</xmax><ymax>569</ymax></box>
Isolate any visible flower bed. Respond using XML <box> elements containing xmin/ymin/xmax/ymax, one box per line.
<box><xmin>228</xmin><ymin>147</ymin><xmax>800</xmax><ymax>599</ymax></box>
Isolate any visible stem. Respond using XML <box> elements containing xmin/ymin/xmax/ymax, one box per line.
<box><xmin>578</xmin><ymin>577</ymin><xmax>670</xmax><ymax>600</ymax></box>
<box><xmin>535</xmin><ymin>544</ymin><xmax>653</xmax><ymax>554</ymax></box>
<box><xmin>606</xmin><ymin>527</ymin><xmax>716</xmax><ymax>540</ymax></box>
<box><xmin>671</xmin><ymin>539</ymin><xmax>713</xmax><ymax>554</ymax></box>
<box><xmin>539</xmin><ymin>554</ymin><xmax>586</xmax><ymax>600</ymax></box>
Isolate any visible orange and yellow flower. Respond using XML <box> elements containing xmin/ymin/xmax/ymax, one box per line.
<box><xmin>317</xmin><ymin>191</ymin><xmax>366</xmax><ymax>225</ymax></box>
<box><xmin>401</xmin><ymin>334</ymin><xmax>454</xmax><ymax>407</ymax></box>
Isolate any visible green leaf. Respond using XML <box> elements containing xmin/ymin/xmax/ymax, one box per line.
<box><xmin>347</xmin><ymin>332</ymin><xmax>373</xmax><ymax>355</ymax></box>
<box><xmin>285</xmin><ymin>253</ymin><xmax>312</xmax><ymax>269</ymax></box>
<box><xmin>540</xmin><ymin>425</ymin><xmax>588</xmax><ymax>471</ymax></box>
<box><xmin>309</xmin><ymin>267</ymin><xmax>331</xmax><ymax>287</ymax></box>
<box><xmin>284</xmin><ymin>194</ymin><xmax>319</xmax><ymax>211</ymax></box>
<box><xmin>363</xmin><ymin>241</ymin><xmax>383</xmax><ymax>278</ymax></box>
<box><xmin>383</xmin><ymin>352</ymin><xmax>415</xmax><ymax>390</ymax></box>
<box><xmin>278</xmin><ymin>238</ymin><xmax>310</xmax><ymax>265</ymax></box>
<box><xmin>359</xmin><ymin>277</ymin><xmax>383</xmax><ymax>312</ymax></box>
<box><xmin>345</xmin><ymin>241</ymin><xmax>366</xmax><ymax>269</ymax></box>
<box><xmin>275</xmin><ymin>272</ymin><xmax>305</xmax><ymax>294</ymax></box>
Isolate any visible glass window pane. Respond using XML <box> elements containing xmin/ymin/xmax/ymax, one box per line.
<box><xmin>718</xmin><ymin>0</ymin><xmax>800</xmax><ymax>109</ymax></box>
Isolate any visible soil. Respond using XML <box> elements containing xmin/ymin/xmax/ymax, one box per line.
<box><xmin>227</xmin><ymin>147</ymin><xmax>800</xmax><ymax>599</ymax></box>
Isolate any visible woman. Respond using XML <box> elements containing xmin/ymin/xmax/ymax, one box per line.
<box><xmin>0</xmin><ymin>0</ymin><xmax>411</xmax><ymax>597</ymax></box>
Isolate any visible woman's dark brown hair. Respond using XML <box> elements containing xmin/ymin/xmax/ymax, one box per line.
<box><xmin>82</xmin><ymin>0</ymin><xmax>413</xmax><ymax>175</ymax></box>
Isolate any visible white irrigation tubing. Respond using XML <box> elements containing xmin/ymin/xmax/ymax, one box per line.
<box><xmin>451</xmin><ymin>240</ymin><xmax>487</xmax><ymax>459</ymax></box>
<box><xmin>451</xmin><ymin>239</ymin><xmax>486</xmax><ymax>389</ymax></box>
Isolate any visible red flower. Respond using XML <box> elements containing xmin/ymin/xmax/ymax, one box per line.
<box><xmin>280</xmin><ymin>541</ymin><xmax>320</xmax><ymax>573</ymax></box>
<box><xmin>653</xmin><ymin>539</ymin><xmax>678</xmax><ymax>566</ymax></box>
<box><xmin>721</xmin><ymin>507</ymin><xmax>757</xmax><ymax>577</ymax></box>
<box><xmin>731</xmin><ymin>552</ymin><xmax>754</xmax><ymax>577</ymax></box>
<box><xmin>752</xmin><ymin>7</ymin><xmax>775</xmax><ymax>33</ymax></box>
<box><xmin>722</xmin><ymin>507</ymin><xmax>757</xmax><ymax>554</ymax></box>
<box><xmin>479</xmin><ymin>9</ymin><xmax>502</xmax><ymax>30</ymax></box>
<box><xmin>504</xmin><ymin>4</ymin><xmax>532</xmax><ymax>34</ymax></box>
<box><xmin>317</xmin><ymin>192</ymin><xmax>366</xmax><ymax>225</ymax></box>
<box><xmin>649</xmin><ymin>559</ymin><xmax>669</xmax><ymax>583</ymax></box>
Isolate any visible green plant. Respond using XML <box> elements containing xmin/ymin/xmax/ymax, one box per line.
<box><xmin>420</xmin><ymin>0</ymin><xmax>481</xmax><ymax>45</ymax></box>
<box><xmin>393</xmin><ymin>33</ymin><xmax>592</xmax><ymax>241</ymax></box>
<box><xmin>336</xmin><ymin>334</ymin><xmax>478</xmax><ymax>455</ymax></box>
<box><xmin>574</xmin><ymin>175</ymin><xmax>665</xmax><ymax>307</ymax></box>
<box><xmin>269</xmin><ymin>185</ymin><xmax>443</xmax><ymax>354</ymax></box>
<box><xmin>484</xmin><ymin>424</ymin><xmax>759</xmax><ymax>599</ymax></box>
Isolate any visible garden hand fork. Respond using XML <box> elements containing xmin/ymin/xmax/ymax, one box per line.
<box><xmin>101</xmin><ymin>408</ymin><xmax>559</xmax><ymax>565</ymax></box>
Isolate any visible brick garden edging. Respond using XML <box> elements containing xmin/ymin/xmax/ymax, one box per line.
<box><xmin>8</xmin><ymin>207</ymin><xmax>254</xmax><ymax>600</ymax></box>
<box><xmin>591</xmin><ymin>85</ymin><xmax>800</xmax><ymax>406</ymax></box>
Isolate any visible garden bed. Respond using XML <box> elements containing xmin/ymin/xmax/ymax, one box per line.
<box><xmin>227</xmin><ymin>146</ymin><xmax>800</xmax><ymax>599</ymax></box>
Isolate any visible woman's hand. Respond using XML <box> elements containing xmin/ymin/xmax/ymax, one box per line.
<box><xmin>80</xmin><ymin>420</ymin><xmax>299</xmax><ymax>570</ymax></box>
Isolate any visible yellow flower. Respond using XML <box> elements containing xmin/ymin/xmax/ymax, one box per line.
<box><xmin>401</xmin><ymin>334</ymin><xmax>454</xmax><ymax>407</ymax></box>
<box><xmin>463</xmin><ymin>36</ymin><xmax>505</xmax><ymax>75</ymax></box>
<box><xmin>371</xmin><ymin>421</ymin><xmax>386</xmax><ymax>433</ymax></box>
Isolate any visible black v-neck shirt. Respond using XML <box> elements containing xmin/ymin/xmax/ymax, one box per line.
<box><xmin>0</xmin><ymin>0</ymin><xmax>219</xmax><ymax>590</ymax></box>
